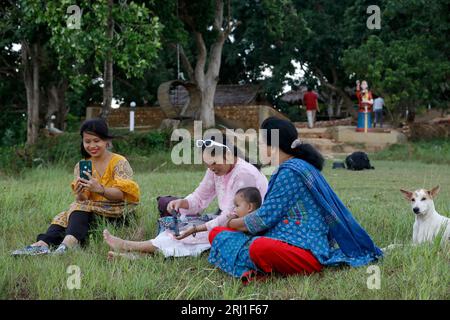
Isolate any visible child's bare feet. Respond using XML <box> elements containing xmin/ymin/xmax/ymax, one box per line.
<box><xmin>103</xmin><ymin>229</ymin><xmax>127</xmax><ymax>252</ymax></box>
<box><xmin>107</xmin><ymin>251</ymin><xmax>139</xmax><ymax>261</ymax></box>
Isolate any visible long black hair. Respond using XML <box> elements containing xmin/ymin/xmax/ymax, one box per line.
<box><xmin>261</xmin><ymin>117</ymin><xmax>324</xmax><ymax>171</ymax></box>
<box><xmin>79</xmin><ymin>118</ymin><xmax>114</xmax><ymax>159</ymax></box>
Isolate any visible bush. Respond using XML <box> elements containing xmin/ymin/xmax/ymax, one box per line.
<box><xmin>112</xmin><ymin>130</ymin><xmax>172</xmax><ymax>156</ymax></box>
<box><xmin>0</xmin><ymin>130</ymin><xmax>176</xmax><ymax>175</ymax></box>
<box><xmin>0</xmin><ymin>113</ymin><xmax>27</xmax><ymax>147</ymax></box>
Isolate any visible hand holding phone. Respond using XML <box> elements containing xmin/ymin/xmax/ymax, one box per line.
<box><xmin>79</xmin><ymin>160</ymin><xmax>92</xmax><ymax>180</ymax></box>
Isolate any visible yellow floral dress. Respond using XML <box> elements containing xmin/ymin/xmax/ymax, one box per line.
<box><xmin>51</xmin><ymin>153</ymin><xmax>140</xmax><ymax>228</ymax></box>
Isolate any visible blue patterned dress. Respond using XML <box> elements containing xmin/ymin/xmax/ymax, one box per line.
<box><xmin>208</xmin><ymin>158</ymin><xmax>382</xmax><ymax>278</ymax></box>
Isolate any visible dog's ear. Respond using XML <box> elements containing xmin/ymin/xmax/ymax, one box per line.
<box><xmin>428</xmin><ymin>185</ymin><xmax>440</xmax><ymax>199</ymax></box>
<box><xmin>400</xmin><ymin>189</ymin><xmax>413</xmax><ymax>200</ymax></box>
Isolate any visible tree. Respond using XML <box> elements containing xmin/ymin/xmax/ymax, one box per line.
<box><xmin>0</xmin><ymin>1</ymin><xmax>51</xmax><ymax>145</ymax></box>
<box><xmin>44</xmin><ymin>0</ymin><xmax>162</xmax><ymax>118</ymax></box>
<box><xmin>221</xmin><ymin>0</ymin><xmax>308</xmax><ymax>90</ymax></box>
<box><xmin>0</xmin><ymin>0</ymin><xmax>162</xmax><ymax>145</ymax></box>
<box><xmin>151</xmin><ymin>0</ymin><xmax>237</xmax><ymax>128</ymax></box>
<box><xmin>343</xmin><ymin>0</ymin><xmax>450</xmax><ymax>123</ymax></box>
<box><xmin>88</xmin><ymin>0</ymin><xmax>310</xmax><ymax>124</ymax></box>
<box><xmin>0</xmin><ymin>38</ymin><xmax>27</xmax><ymax>146</ymax></box>
<box><xmin>207</xmin><ymin>0</ymin><xmax>356</xmax><ymax>116</ymax></box>
<box><xmin>288</xmin><ymin>0</ymin><xmax>366</xmax><ymax>116</ymax></box>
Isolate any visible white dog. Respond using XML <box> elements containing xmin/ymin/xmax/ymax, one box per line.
<box><xmin>400</xmin><ymin>186</ymin><xmax>450</xmax><ymax>244</ymax></box>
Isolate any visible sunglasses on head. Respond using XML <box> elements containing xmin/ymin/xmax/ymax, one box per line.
<box><xmin>196</xmin><ymin>139</ymin><xmax>230</xmax><ymax>151</ymax></box>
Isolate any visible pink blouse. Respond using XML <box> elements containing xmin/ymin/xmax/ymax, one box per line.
<box><xmin>180</xmin><ymin>158</ymin><xmax>268</xmax><ymax>231</ymax></box>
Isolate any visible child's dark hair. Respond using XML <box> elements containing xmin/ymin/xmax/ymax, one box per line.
<box><xmin>79</xmin><ymin>118</ymin><xmax>114</xmax><ymax>159</ymax></box>
<box><xmin>236</xmin><ymin>187</ymin><xmax>262</xmax><ymax>209</ymax></box>
<box><xmin>261</xmin><ymin>116</ymin><xmax>324</xmax><ymax>171</ymax></box>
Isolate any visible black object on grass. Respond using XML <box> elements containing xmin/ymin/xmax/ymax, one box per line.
<box><xmin>332</xmin><ymin>161</ymin><xmax>346</xmax><ymax>169</ymax></box>
<box><xmin>171</xmin><ymin>210</ymin><xmax>180</xmax><ymax>236</ymax></box>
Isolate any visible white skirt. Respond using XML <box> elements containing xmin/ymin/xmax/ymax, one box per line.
<box><xmin>150</xmin><ymin>230</ymin><xmax>211</xmax><ymax>258</ymax></box>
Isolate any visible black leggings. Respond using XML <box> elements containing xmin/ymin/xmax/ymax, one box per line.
<box><xmin>37</xmin><ymin>211</ymin><xmax>95</xmax><ymax>246</ymax></box>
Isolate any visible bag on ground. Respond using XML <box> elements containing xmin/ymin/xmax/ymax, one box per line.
<box><xmin>345</xmin><ymin>152</ymin><xmax>374</xmax><ymax>170</ymax></box>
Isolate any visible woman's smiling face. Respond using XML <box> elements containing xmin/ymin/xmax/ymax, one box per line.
<box><xmin>82</xmin><ymin>132</ymin><xmax>108</xmax><ymax>158</ymax></box>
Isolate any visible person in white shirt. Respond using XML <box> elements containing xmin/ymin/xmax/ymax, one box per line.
<box><xmin>373</xmin><ymin>96</ymin><xmax>384</xmax><ymax>128</ymax></box>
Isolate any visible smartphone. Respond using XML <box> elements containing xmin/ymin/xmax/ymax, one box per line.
<box><xmin>79</xmin><ymin>160</ymin><xmax>92</xmax><ymax>180</ymax></box>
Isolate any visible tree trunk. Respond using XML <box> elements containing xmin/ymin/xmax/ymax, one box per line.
<box><xmin>22</xmin><ymin>41</ymin><xmax>41</xmax><ymax>146</ymax></box>
<box><xmin>46</xmin><ymin>80</ymin><xmax>69</xmax><ymax>130</ymax></box>
<box><xmin>314</xmin><ymin>67</ymin><xmax>355</xmax><ymax>119</ymax></box>
<box><xmin>199</xmin><ymin>82</ymin><xmax>217</xmax><ymax>127</ymax></box>
<box><xmin>327</xmin><ymin>94</ymin><xmax>334</xmax><ymax>119</ymax></box>
<box><xmin>178</xmin><ymin>0</ymin><xmax>231</xmax><ymax>128</ymax></box>
<box><xmin>323</xmin><ymin>83</ymin><xmax>355</xmax><ymax>117</ymax></box>
<box><xmin>336</xmin><ymin>96</ymin><xmax>343</xmax><ymax>117</ymax></box>
<box><xmin>101</xmin><ymin>0</ymin><xmax>114</xmax><ymax>119</ymax></box>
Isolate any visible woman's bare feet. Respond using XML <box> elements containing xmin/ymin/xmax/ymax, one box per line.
<box><xmin>103</xmin><ymin>229</ymin><xmax>128</xmax><ymax>252</ymax></box>
<box><xmin>103</xmin><ymin>229</ymin><xmax>157</xmax><ymax>254</ymax></box>
<box><xmin>107</xmin><ymin>251</ymin><xmax>140</xmax><ymax>261</ymax></box>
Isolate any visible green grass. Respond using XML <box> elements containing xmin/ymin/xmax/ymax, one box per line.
<box><xmin>371</xmin><ymin>139</ymin><xmax>450</xmax><ymax>165</ymax></box>
<box><xmin>1</xmin><ymin>159</ymin><xmax>449</xmax><ymax>299</ymax></box>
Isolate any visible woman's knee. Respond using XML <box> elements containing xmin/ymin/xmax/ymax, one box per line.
<box><xmin>66</xmin><ymin>211</ymin><xmax>92</xmax><ymax>242</ymax></box>
<box><xmin>208</xmin><ymin>226</ymin><xmax>234</xmax><ymax>244</ymax></box>
<box><xmin>249</xmin><ymin>238</ymin><xmax>272</xmax><ymax>261</ymax></box>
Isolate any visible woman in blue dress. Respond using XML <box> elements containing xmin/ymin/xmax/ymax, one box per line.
<box><xmin>208</xmin><ymin>117</ymin><xmax>383</xmax><ymax>284</ymax></box>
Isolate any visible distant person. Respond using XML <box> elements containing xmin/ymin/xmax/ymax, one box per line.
<box><xmin>303</xmin><ymin>87</ymin><xmax>320</xmax><ymax>129</ymax></box>
<box><xmin>373</xmin><ymin>95</ymin><xmax>384</xmax><ymax>128</ymax></box>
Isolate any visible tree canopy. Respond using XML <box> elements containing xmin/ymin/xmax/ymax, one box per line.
<box><xmin>0</xmin><ymin>0</ymin><xmax>448</xmax><ymax>146</ymax></box>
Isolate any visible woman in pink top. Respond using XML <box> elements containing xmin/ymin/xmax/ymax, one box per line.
<box><xmin>103</xmin><ymin>135</ymin><xmax>268</xmax><ymax>258</ymax></box>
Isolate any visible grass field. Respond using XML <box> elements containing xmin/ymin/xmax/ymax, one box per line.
<box><xmin>0</xmin><ymin>158</ymin><xmax>449</xmax><ymax>299</ymax></box>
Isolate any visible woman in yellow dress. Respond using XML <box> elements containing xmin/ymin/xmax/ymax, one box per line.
<box><xmin>12</xmin><ymin>118</ymin><xmax>140</xmax><ymax>256</ymax></box>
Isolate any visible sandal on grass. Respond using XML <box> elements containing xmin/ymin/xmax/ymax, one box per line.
<box><xmin>11</xmin><ymin>245</ymin><xmax>50</xmax><ymax>257</ymax></box>
<box><xmin>51</xmin><ymin>243</ymin><xmax>69</xmax><ymax>255</ymax></box>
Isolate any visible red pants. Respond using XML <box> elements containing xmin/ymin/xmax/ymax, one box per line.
<box><xmin>209</xmin><ymin>227</ymin><xmax>323</xmax><ymax>276</ymax></box>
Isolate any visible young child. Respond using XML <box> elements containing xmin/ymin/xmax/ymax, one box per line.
<box><xmin>229</xmin><ymin>187</ymin><xmax>262</xmax><ymax>220</ymax></box>
<box><xmin>104</xmin><ymin>187</ymin><xmax>262</xmax><ymax>259</ymax></box>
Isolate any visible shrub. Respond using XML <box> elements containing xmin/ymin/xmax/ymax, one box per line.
<box><xmin>0</xmin><ymin>130</ymin><xmax>174</xmax><ymax>175</ymax></box>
